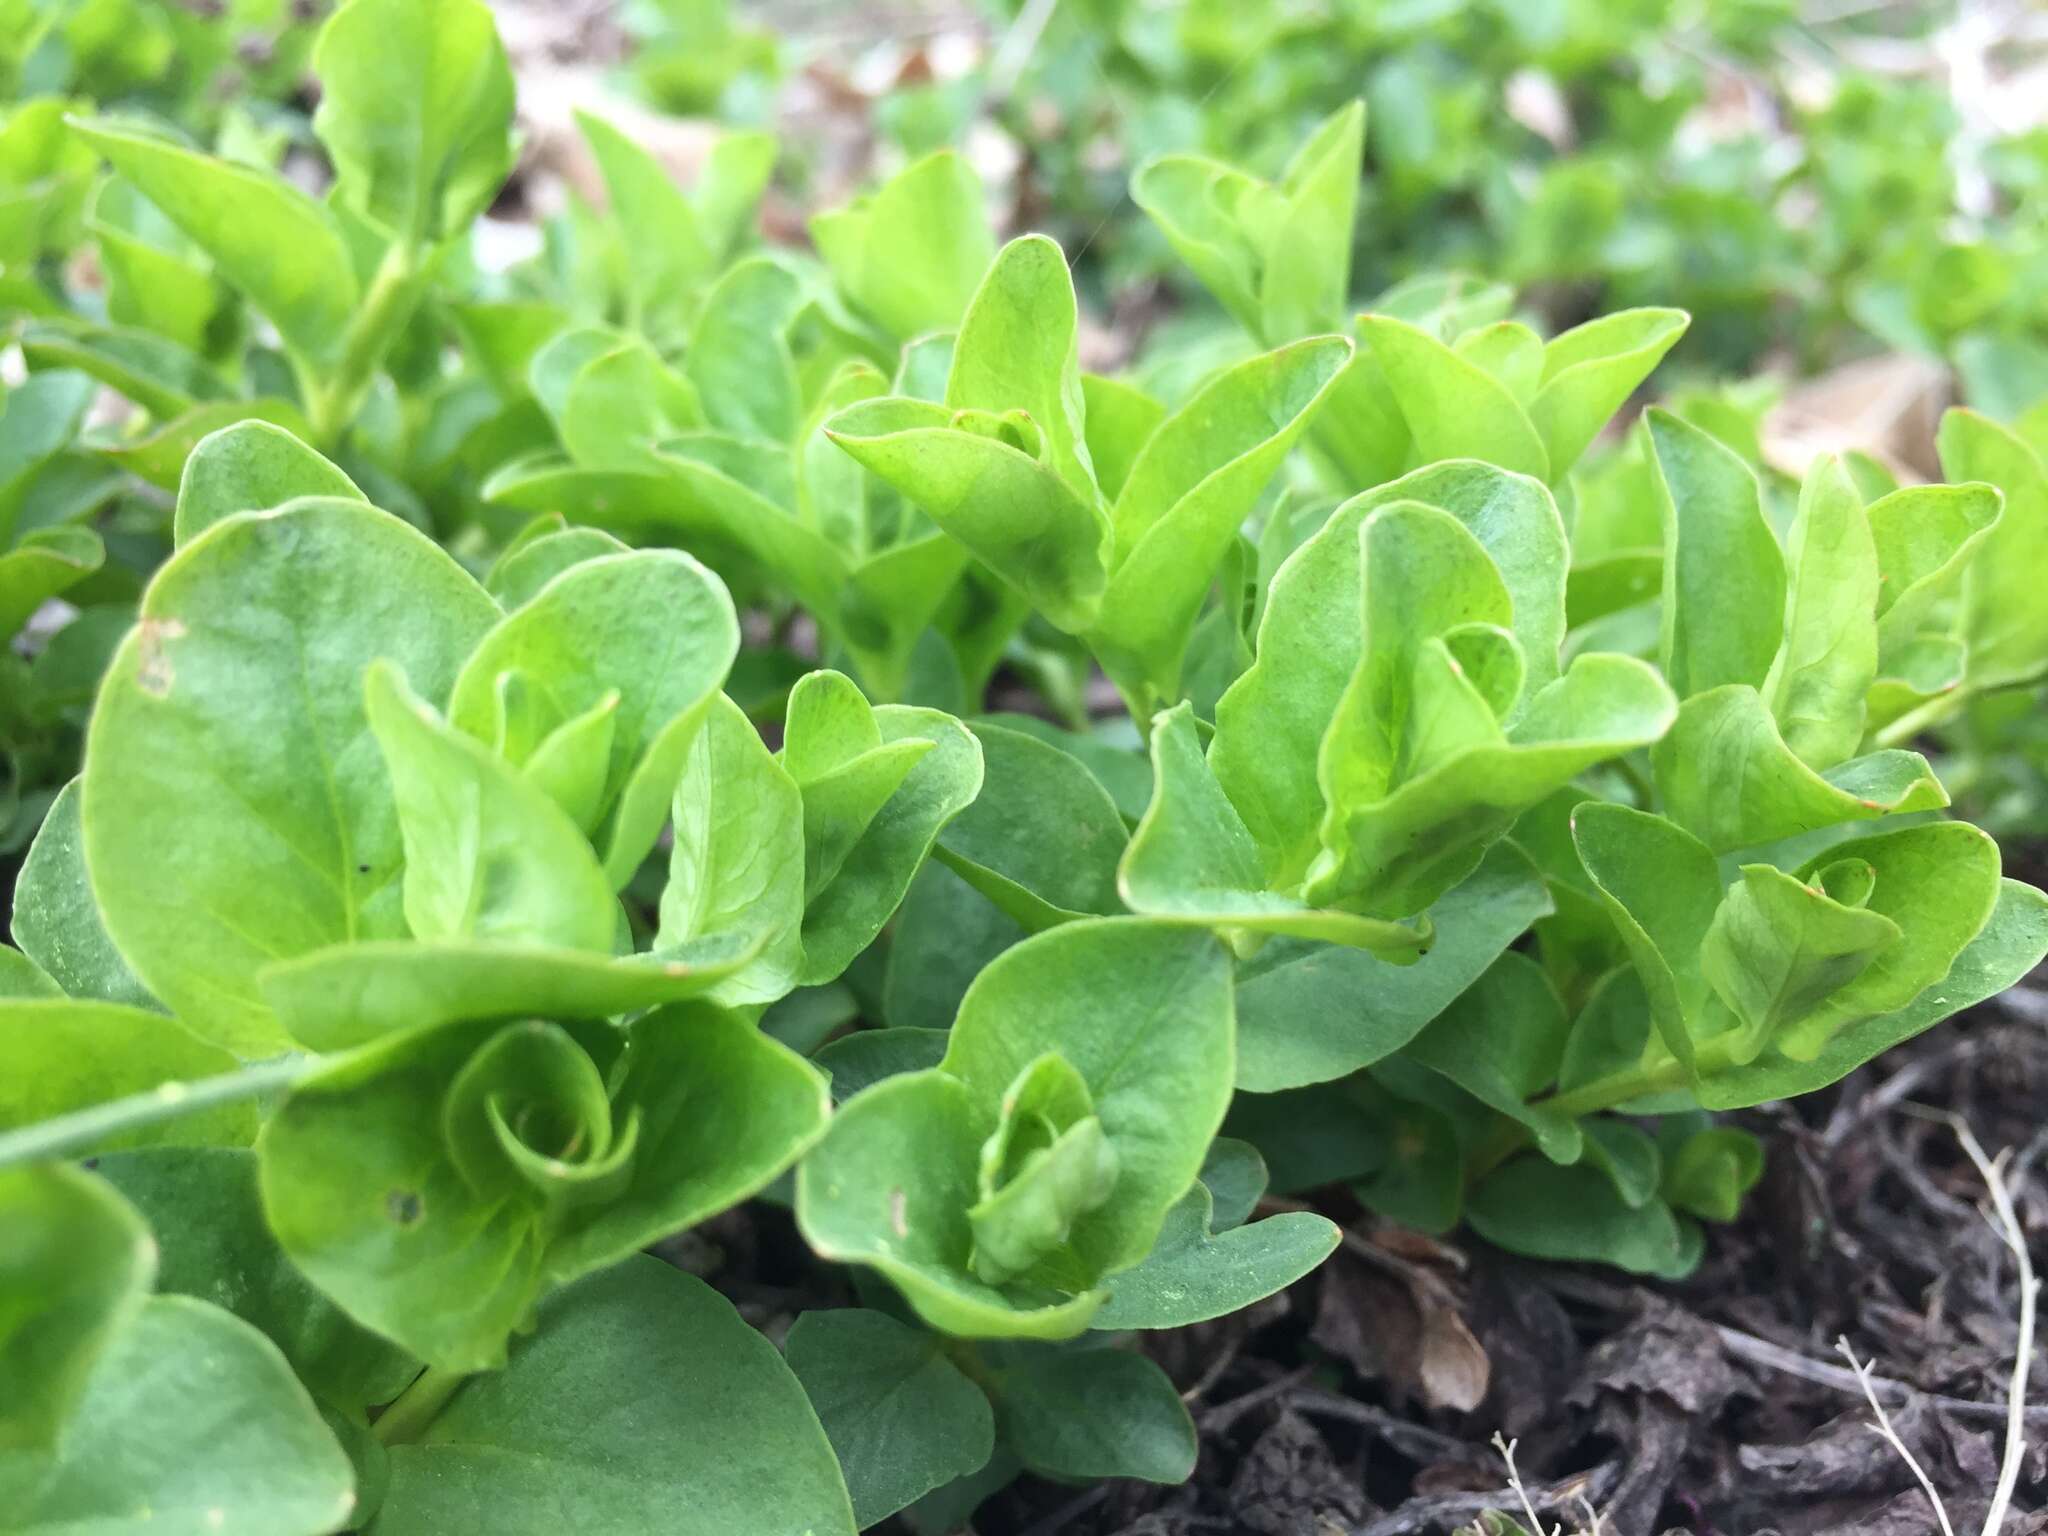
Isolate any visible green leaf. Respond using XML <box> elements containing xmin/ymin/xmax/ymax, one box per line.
<box><xmin>1091</xmin><ymin>1182</ymin><xmax>1337</xmax><ymax>1329</ymax></box>
<box><xmin>69</xmin><ymin>117</ymin><xmax>359</xmax><ymax>363</ymax></box>
<box><xmin>1119</xmin><ymin>702</ymin><xmax>1428</xmax><ymax>955</ymax></box>
<box><xmin>1090</xmin><ymin>335</ymin><xmax>1352</xmax><ymax>702</ymax></box>
<box><xmin>785</xmin><ymin>1308</ymin><xmax>995</xmax><ymax>1529</ymax></box>
<box><xmin>0</xmin><ymin>1163</ymin><xmax>152</xmax><ymax>1451</ymax></box>
<box><xmin>312</xmin><ymin>0</ymin><xmax>514</xmax><ymax>243</ymax></box>
<box><xmin>0</xmin><ymin>368</ymin><xmax>95</xmax><ymax>541</ymax></box>
<box><xmin>0</xmin><ymin>525</ymin><xmax>101</xmax><ymax>647</ymax></box>
<box><xmin>174</xmin><ymin>421</ymin><xmax>364</xmax><ymax>547</ymax></box>
<box><xmin>1467</xmin><ymin>1158</ymin><xmax>1697</xmax><ymax>1278</ymax></box>
<box><xmin>782</xmin><ymin>670</ymin><xmax>932</xmax><ymax>900</ymax></box>
<box><xmin>1570</xmin><ymin>802</ymin><xmax>1721</xmax><ymax>1070</ymax></box>
<box><xmin>573</xmin><ymin>111</ymin><xmax>716</xmax><ymax>339</ymax></box>
<box><xmin>812</xmin><ymin>150</ymin><xmax>993</xmax><ymax>343</ymax></box>
<box><xmin>364</xmin><ymin>660</ymin><xmax>618</xmax><ymax>952</ymax></box>
<box><xmin>686</xmin><ymin>256</ymin><xmax>805</xmax><ymax>444</ymax></box>
<box><xmin>95</xmin><ymin>1147</ymin><xmax>418</xmax><ymax>1412</ymax></box>
<box><xmin>257</xmin><ymin>934</ymin><xmax>764</xmax><ymax>1052</ymax></box>
<box><xmin>934</xmin><ymin>722</ymin><xmax>1127</xmax><ymax>931</ymax></box>
<box><xmin>483</xmin><ymin>526</ymin><xmax>630</xmax><ymax>612</ymax></box>
<box><xmin>0</xmin><ymin>1294</ymin><xmax>358</xmax><ymax>1535</ymax></box>
<box><xmin>1527</xmin><ymin>308</ymin><xmax>1689</xmax><ymax>476</ymax></box>
<box><xmin>18</xmin><ymin>318</ymin><xmax>230</xmax><ymax>420</ymax></box>
<box><xmin>1700</xmin><ymin>877</ymin><xmax>2048</xmax><ymax>1109</ymax></box>
<box><xmin>99</xmin><ymin>398</ymin><xmax>313</xmax><ymax>491</ymax></box>
<box><xmin>1079</xmin><ymin>373</ymin><xmax>1166</xmax><ymax>503</ymax></box>
<box><xmin>447</xmin><ymin>549</ymin><xmax>740</xmax><ymax>886</ymax></box>
<box><xmin>0</xmin><ymin>998</ymin><xmax>253</xmax><ymax>1152</ymax></box>
<box><xmin>1404</xmin><ymin>952</ymin><xmax>1580</xmax><ymax>1162</ymax></box>
<box><xmin>11</xmin><ymin>783</ymin><xmax>153</xmax><ymax>1007</ymax></box>
<box><xmin>798</xmin><ymin>705</ymin><xmax>984</xmax><ymax>988</ymax></box>
<box><xmin>1647</xmin><ymin>409</ymin><xmax>1786</xmax><ymax>698</ymax></box>
<box><xmin>1938</xmin><ymin>408</ymin><xmax>2048</xmax><ymax>689</ymax></box>
<box><xmin>814</xmin><ymin>1028</ymin><xmax>951</xmax><ymax>1102</ymax></box>
<box><xmin>1660</xmin><ymin>1127</ymin><xmax>1764</xmax><ymax>1222</ymax></box>
<box><xmin>261</xmin><ymin>1004</ymin><xmax>824</xmax><ymax>1371</ymax></box>
<box><xmin>989</xmin><ymin>1348</ymin><xmax>1197</xmax><ymax>1484</ymax></box>
<box><xmin>659</xmin><ymin>693</ymin><xmax>807</xmax><ymax>1007</ymax></box>
<box><xmin>1212</xmin><ymin>463</ymin><xmax>1568</xmax><ymax>889</ymax></box>
<box><xmin>1760</xmin><ymin>456</ymin><xmax>1877</xmax><ymax>770</ymax></box>
<box><xmin>0</xmin><ymin>949</ymin><xmax>58</xmax><ymax>999</ymax></box>
<box><xmin>939</xmin><ymin>920</ymin><xmax>1235</xmax><ymax>1279</ymax></box>
<box><xmin>376</xmin><ymin>1258</ymin><xmax>854</xmax><ymax>1535</ymax></box>
<box><xmin>1233</xmin><ymin>840</ymin><xmax>1554</xmax><ymax>1091</ymax></box>
<box><xmin>1651</xmin><ymin>685</ymin><xmax>1945</xmax><ymax>852</ymax></box>
<box><xmin>1359</xmin><ymin>314</ymin><xmax>1549</xmax><ymax>480</ymax></box>
<box><xmin>827</xmin><ymin>398</ymin><xmax>1109</xmax><ymax>634</ymax></box>
<box><xmin>797</xmin><ymin>1069</ymin><xmax>1106</xmax><ymax>1339</ymax></box>
<box><xmin>83</xmin><ymin>499</ymin><xmax>499</xmax><ymax>1056</ymax></box>
<box><xmin>802</xmin><ymin>920</ymin><xmax>1232</xmax><ymax>1336</ymax></box>
<box><xmin>1700</xmin><ymin>862</ymin><xmax>1900</xmax><ymax>1063</ymax></box>
<box><xmin>948</xmin><ymin>234</ymin><xmax>1095</xmax><ymax>498</ymax></box>
<box><xmin>1310</xmin><ymin>647</ymin><xmax>1676</xmax><ymax>920</ymax></box>
<box><xmin>1865</xmin><ymin>482</ymin><xmax>2000</xmax><ymax>666</ymax></box>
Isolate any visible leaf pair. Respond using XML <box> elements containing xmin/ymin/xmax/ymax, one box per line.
<box><xmin>827</xmin><ymin>233</ymin><xmax>1354</xmax><ymax>708</ymax></box>
<box><xmin>1134</xmin><ymin>100</ymin><xmax>1688</xmax><ymax>489</ymax></box>
<box><xmin>1170</xmin><ymin>462</ymin><xmax>1670</xmax><ymax>932</ymax></box>
<box><xmin>796</xmin><ymin>919</ymin><xmax>1241</xmax><ymax>1337</ymax></box>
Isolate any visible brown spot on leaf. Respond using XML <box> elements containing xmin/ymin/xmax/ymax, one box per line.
<box><xmin>136</xmin><ymin>618</ymin><xmax>188</xmax><ymax>697</ymax></box>
<box><xmin>386</xmin><ymin>1189</ymin><xmax>424</xmax><ymax>1225</ymax></box>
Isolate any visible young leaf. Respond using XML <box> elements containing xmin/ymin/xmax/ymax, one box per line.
<box><xmin>1358</xmin><ymin>314</ymin><xmax>1549</xmax><ymax>479</ymax></box>
<box><xmin>364</xmin><ymin>660</ymin><xmax>618</xmax><ymax>954</ymax></box>
<box><xmin>1527</xmin><ymin>308</ymin><xmax>1689</xmax><ymax>475</ymax></box>
<box><xmin>374</xmin><ymin>1258</ymin><xmax>857</xmax><ymax>1536</ymax></box>
<box><xmin>1760</xmin><ymin>456</ymin><xmax>1878</xmax><ymax>769</ymax></box>
<box><xmin>1089</xmin><ymin>335</ymin><xmax>1353</xmax><ymax>702</ymax></box>
<box><xmin>1467</xmin><ymin>1158</ymin><xmax>1696</xmax><ymax>1278</ymax></box>
<box><xmin>813</xmin><ymin>150</ymin><xmax>994</xmax><ymax>343</ymax></box>
<box><xmin>173</xmin><ymin>421</ymin><xmax>365</xmax><ymax>546</ymax></box>
<box><xmin>785</xmin><ymin>1308</ymin><xmax>995</xmax><ymax>1529</ymax></box>
<box><xmin>1647</xmin><ymin>408</ymin><xmax>1785</xmax><ymax>698</ymax></box>
<box><xmin>1651</xmin><ymin>685</ymin><xmax>1945</xmax><ymax>852</ymax></box>
<box><xmin>68</xmin><ymin>118</ymin><xmax>359</xmax><ymax>364</ymax></box>
<box><xmin>446</xmin><ymin>549</ymin><xmax>740</xmax><ymax>886</ymax></box>
<box><xmin>312</xmin><ymin>0</ymin><xmax>515</xmax><ymax>244</ymax></box>
<box><xmin>257</xmin><ymin>934</ymin><xmax>763</xmax><ymax>1052</ymax></box>
<box><xmin>1938</xmin><ymin>408</ymin><xmax>2048</xmax><ymax>690</ymax></box>
<box><xmin>1119</xmin><ymin>702</ymin><xmax>1429</xmax><ymax>955</ymax></box>
<box><xmin>659</xmin><ymin>693</ymin><xmax>807</xmax><ymax>1006</ymax></box>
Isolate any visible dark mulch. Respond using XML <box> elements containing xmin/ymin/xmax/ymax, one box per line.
<box><xmin>681</xmin><ymin>969</ymin><xmax>2048</xmax><ymax>1536</ymax></box>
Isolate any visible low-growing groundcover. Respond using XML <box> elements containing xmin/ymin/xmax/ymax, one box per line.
<box><xmin>5</xmin><ymin>2</ymin><xmax>2048</xmax><ymax>1533</ymax></box>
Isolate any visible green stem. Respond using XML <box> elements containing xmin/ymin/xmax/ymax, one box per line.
<box><xmin>1463</xmin><ymin>1049</ymin><xmax>1695</xmax><ymax>1185</ymax></box>
<box><xmin>0</xmin><ymin>1056</ymin><xmax>316</xmax><ymax>1171</ymax></box>
<box><xmin>373</xmin><ymin>1364</ymin><xmax>472</xmax><ymax>1446</ymax></box>
<box><xmin>303</xmin><ymin>239</ymin><xmax>426</xmax><ymax>450</ymax></box>
<box><xmin>0</xmin><ymin>1056</ymin><xmax>315</xmax><ymax>1179</ymax></box>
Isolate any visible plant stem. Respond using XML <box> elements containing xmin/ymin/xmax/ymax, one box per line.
<box><xmin>0</xmin><ymin>1055</ymin><xmax>316</xmax><ymax>1171</ymax></box>
<box><xmin>303</xmin><ymin>239</ymin><xmax>425</xmax><ymax>450</ymax></box>
<box><xmin>1462</xmin><ymin>1050</ymin><xmax>1694</xmax><ymax>1184</ymax></box>
<box><xmin>372</xmin><ymin>1364</ymin><xmax>473</xmax><ymax>1446</ymax></box>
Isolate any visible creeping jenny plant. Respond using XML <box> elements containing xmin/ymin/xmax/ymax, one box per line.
<box><xmin>5</xmin><ymin>11</ymin><xmax>2048</xmax><ymax>1533</ymax></box>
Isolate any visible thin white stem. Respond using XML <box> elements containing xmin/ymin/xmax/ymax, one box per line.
<box><xmin>1490</xmin><ymin>1432</ymin><xmax>1561</xmax><ymax>1536</ymax></box>
<box><xmin>1837</xmin><ymin>1336</ymin><xmax>1956</xmax><ymax>1536</ymax></box>
<box><xmin>1940</xmin><ymin>1118</ymin><xmax>2037</xmax><ymax>1536</ymax></box>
